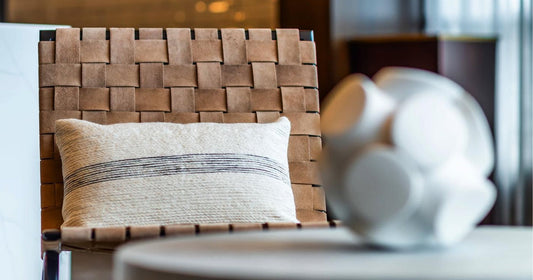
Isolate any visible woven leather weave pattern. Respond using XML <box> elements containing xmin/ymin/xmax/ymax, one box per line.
<box><xmin>38</xmin><ymin>28</ymin><xmax>325</xmax><ymax>233</ymax></box>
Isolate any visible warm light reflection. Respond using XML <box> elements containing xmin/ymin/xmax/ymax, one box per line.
<box><xmin>195</xmin><ymin>1</ymin><xmax>207</xmax><ymax>13</ymax></box>
<box><xmin>208</xmin><ymin>1</ymin><xmax>230</xmax><ymax>13</ymax></box>
<box><xmin>234</xmin><ymin>11</ymin><xmax>246</xmax><ymax>22</ymax></box>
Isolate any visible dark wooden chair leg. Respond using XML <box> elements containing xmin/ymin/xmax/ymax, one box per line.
<box><xmin>42</xmin><ymin>250</ymin><xmax>59</xmax><ymax>280</ymax></box>
<box><xmin>42</xmin><ymin>230</ymin><xmax>61</xmax><ymax>280</ymax></box>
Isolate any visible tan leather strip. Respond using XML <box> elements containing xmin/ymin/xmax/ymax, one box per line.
<box><xmin>80</xmin><ymin>28</ymin><xmax>106</xmax><ymax>67</ymax></box>
<box><xmin>313</xmin><ymin>187</ymin><xmax>327</xmax><ymax>211</ymax></box>
<box><xmin>251</xmin><ymin>62</ymin><xmax>277</xmax><ymax>89</ymax></box>
<box><xmin>164</xmin><ymin>224</ymin><xmax>195</xmax><ymax>236</ymax></box>
<box><xmin>57</xmin><ymin>64</ymin><xmax>82</xmax><ymax>86</ymax></box>
<box><xmin>251</xmin><ymin>89</ymin><xmax>282</xmax><ymax>111</ymax></box>
<box><xmin>196</xmin><ymin>62</ymin><xmax>221</xmax><ymax>88</ymax></box>
<box><xmin>38</xmin><ymin>41</ymin><xmax>55</xmax><ymax>64</ymax></box>
<box><xmin>39</xmin><ymin>64</ymin><xmax>82</xmax><ymax>87</ymax></box>
<box><xmin>52</xmin><ymin>137</ymin><xmax>60</xmax><ymax>159</ymax></box>
<box><xmin>309</xmin><ymin>136</ymin><xmax>322</xmax><ymax>161</ymax></box>
<box><xmin>135</xmin><ymin>40</ymin><xmax>168</xmax><ymax>63</ymax></box>
<box><xmin>256</xmin><ymin>111</ymin><xmax>280</xmax><ymax>123</ymax></box>
<box><xmin>166</xmin><ymin>28</ymin><xmax>193</xmax><ymax>65</ymax></box>
<box><xmin>192</xmin><ymin>40</ymin><xmax>223</xmax><ymax>62</ymax></box>
<box><xmin>226</xmin><ymin>87</ymin><xmax>251</xmax><ymax>112</ymax></box>
<box><xmin>195</xmin><ymin>89</ymin><xmax>227</xmax><ymax>112</ymax></box>
<box><xmin>38</xmin><ymin>65</ymin><xmax>55</xmax><ymax>87</ymax></box>
<box><xmin>300</xmin><ymin>41</ymin><xmax>317</xmax><ymax>64</ymax></box>
<box><xmin>105</xmin><ymin>64</ymin><xmax>139</xmax><ymax>87</ymax></box>
<box><xmin>231</xmin><ymin>223</ymin><xmax>263</xmax><ymax>232</ymax></box>
<box><xmin>281</xmin><ymin>87</ymin><xmax>306</xmax><ymax>112</ymax></box>
<box><xmin>246</xmin><ymin>41</ymin><xmax>278</xmax><ymax>62</ymax></box>
<box><xmin>41</xmin><ymin>208</ymin><xmax>62</xmax><ymax>231</ymax></box>
<box><xmin>80</xmin><ymin>41</ymin><xmax>109</xmax><ymax>63</ymax></box>
<box><xmin>82</xmin><ymin>28</ymin><xmax>106</xmax><ymax>41</ymax></box>
<box><xmin>289</xmin><ymin>161</ymin><xmax>321</xmax><ymax>185</ymax></box>
<box><xmin>223</xmin><ymin>112</ymin><xmax>256</xmax><ymax>123</ymax></box>
<box><xmin>110</xmin><ymin>87</ymin><xmax>135</xmax><ymax>111</ymax></box>
<box><xmin>288</xmin><ymin>136</ymin><xmax>310</xmax><ymax>162</ymax></box>
<box><xmin>170</xmin><ymin>88</ymin><xmax>195</xmax><ymax>112</ymax></box>
<box><xmin>139</xmin><ymin>28</ymin><xmax>163</xmax><ymax>40</ymax></box>
<box><xmin>141</xmin><ymin>112</ymin><xmax>165</xmax><ymax>122</ymax></box>
<box><xmin>248</xmin><ymin>28</ymin><xmax>275</xmax><ymax>67</ymax></box>
<box><xmin>221</xmin><ymin>28</ymin><xmax>247</xmax><ymax>65</ymax></box>
<box><xmin>163</xmin><ymin>65</ymin><xmax>197</xmax><ymax>87</ymax></box>
<box><xmin>276</xmin><ymin>29</ymin><xmax>301</xmax><ymax>65</ymax></box>
<box><xmin>266</xmin><ymin>222</ymin><xmax>298</xmax><ymax>229</ymax></box>
<box><xmin>40</xmin><ymin>135</ymin><xmax>54</xmax><ymax>159</ymax></box>
<box><xmin>54</xmin><ymin>87</ymin><xmax>79</xmax><ymax>111</ymax></box>
<box><xmin>40</xmin><ymin>159</ymin><xmax>62</xmax><ymax>183</ymax></box>
<box><xmin>198</xmin><ymin>223</ymin><xmax>230</xmax><ymax>234</ymax></box>
<box><xmin>292</xmin><ymin>184</ymin><xmax>313</xmax><ymax>210</ymax></box>
<box><xmin>221</xmin><ymin>65</ymin><xmax>253</xmax><ymax>87</ymax></box>
<box><xmin>276</xmin><ymin>65</ymin><xmax>318</xmax><ymax>88</ymax></box>
<box><xmin>81</xmin><ymin>31</ymin><xmax>107</xmax><ymax>63</ymax></box>
<box><xmin>135</xmin><ymin>88</ymin><xmax>170</xmax><ymax>111</ymax></box>
<box><xmin>79</xmin><ymin>88</ymin><xmax>110</xmax><ymax>111</ymax></box>
<box><xmin>130</xmin><ymin>225</ymin><xmax>161</xmax><ymax>239</ymax></box>
<box><xmin>82</xmin><ymin>111</ymin><xmax>107</xmax><ymax>124</ymax></box>
<box><xmin>248</xmin><ymin>28</ymin><xmax>272</xmax><ymax>41</ymax></box>
<box><xmin>55</xmin><ymin>28</ymin><xmax>80</xmax><ymax>64</ymax></box>
<box><xmin>106</xmin><ymin>111</ymin><xmax>140</xmax><ymax>124</ymax></box>
<box><xmin>110</xmin><ymin>28</ymin><xmax>134</xmax><ymax>64</ymax></box>
<box><xmin>81</xmin><ymin>63</ymin><xmax>106</xmax><ymax>88</ymax></box>
<box><xmin>55</xmin><ymin>184</ymin><xmax>64</xmax><ymax>206</ymax></box>
<box><xmin>195</xmin><ymin>28</ymin><xmax>218</xmax><ymax>40</ymax></box>
<box><xmin>139</xmin><ymin>63</ymin><xmax>164</xmax><ymax>88</ymax></box>
<box><xmin>199</xmin><ymin>112</ymin><xmax>224</xmax><ymax>123</ymax></box>
<box><xmin>164</xmin><ymin>112</ymin><xmax>200</xmax><ymax>123</ymax></box>
<box><xmin>94</xmin><ymin>226</ymin><xmax>126</xmax><ymax>242</ymax></box>
<box><xmin>304</xmin><ymin>88</ymin><xmax>320</xmax><ymax>112</ymax></box>
<box><xmin>41</xmin><ymin>184</ymin><xmax>55</xmax><ymax>208</ymax></box>
<box><xmin>39</xmin><ymin>88</ymin><xmax>54</xmax><ymax>111</ymax></box>
<box><xmin>61</xmin><ymin>227</ymin><xmax>92</xmax><ymax>243</ymax></box>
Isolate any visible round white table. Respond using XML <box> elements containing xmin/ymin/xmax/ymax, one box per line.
<box><xmin>114</xmin><ymin>226</ymin><xmax>532</xmax><ymax>280</ymax></box>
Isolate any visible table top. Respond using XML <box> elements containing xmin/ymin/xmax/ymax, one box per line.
<box><xmin>115</xmin><ymin>226</ymin><xmax>533</xmax><ymax>280</ymax></box>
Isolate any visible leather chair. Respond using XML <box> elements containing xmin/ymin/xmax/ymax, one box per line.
<box><xmin>38</xmin><ymin>27</ymin><xmax>334</xmax><ymax>279</ymax></box>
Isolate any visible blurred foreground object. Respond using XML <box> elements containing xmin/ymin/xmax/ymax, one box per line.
<box><xmin>321</xmin><ymin>67</ymin><xmax>496</xmax><ymax>249</ymax></box>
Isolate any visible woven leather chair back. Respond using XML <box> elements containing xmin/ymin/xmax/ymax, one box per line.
<box><xmin>38</xmin><ymin>28</ymin><xmax>325</xmax><ymax>234</ymax></box>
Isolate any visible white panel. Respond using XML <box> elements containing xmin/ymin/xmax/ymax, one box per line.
<box><xmin>0</xmin><ymin>23</ymin><xmax>68</xmax><ymax>280</ymax></box>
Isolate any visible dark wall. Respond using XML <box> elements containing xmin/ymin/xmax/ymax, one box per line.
<box><xmin>280</xmin><ymin>0</ymin><xmax>424</xmax><ymax>96</ymax></box>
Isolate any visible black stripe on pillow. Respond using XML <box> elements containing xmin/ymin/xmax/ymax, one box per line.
<box><xmin>64</xmin><ymin>153</ymin><xmax>290</xmax><ymax>195</ymax></box>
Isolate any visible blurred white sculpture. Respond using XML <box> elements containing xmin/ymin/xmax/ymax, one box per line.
<box><xmin>320</xmin><ymin>67</ymin><xmax>496</xmax><ymax>249</ymax></box>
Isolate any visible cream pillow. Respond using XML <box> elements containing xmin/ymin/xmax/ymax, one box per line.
<box><xmin>55</xmin><ymin>118</ymin><xmax>297</xmax><ymax>227</ymax></box>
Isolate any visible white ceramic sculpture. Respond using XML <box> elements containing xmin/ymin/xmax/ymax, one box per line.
<box><xmin>320</xmin><ymin>67</ymin><xmax>496</xmax><ymax>249</ymax></box>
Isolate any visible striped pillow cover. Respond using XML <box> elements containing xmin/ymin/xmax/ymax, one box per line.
<box><xmin>55</xmin><ymin>118</ymin><xmax>297</xmax><ymax>227</ymax></box>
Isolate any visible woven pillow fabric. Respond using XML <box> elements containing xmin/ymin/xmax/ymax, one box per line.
<box><xmin>55</xmin><ymin>118</ymin><xmax>297</xmax><ymax>227</ymax></box>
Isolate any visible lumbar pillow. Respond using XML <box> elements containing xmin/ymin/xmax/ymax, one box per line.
<box><xmin>55</xmin><ymin>118</ymin><xmax>297</xmax><ymax>227</ymax></box>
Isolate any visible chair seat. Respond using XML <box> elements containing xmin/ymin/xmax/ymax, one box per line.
<box><xmin>41</xmin><ymin>221</ymin><xmax>339</xmax><ymax>253</ymax></box>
